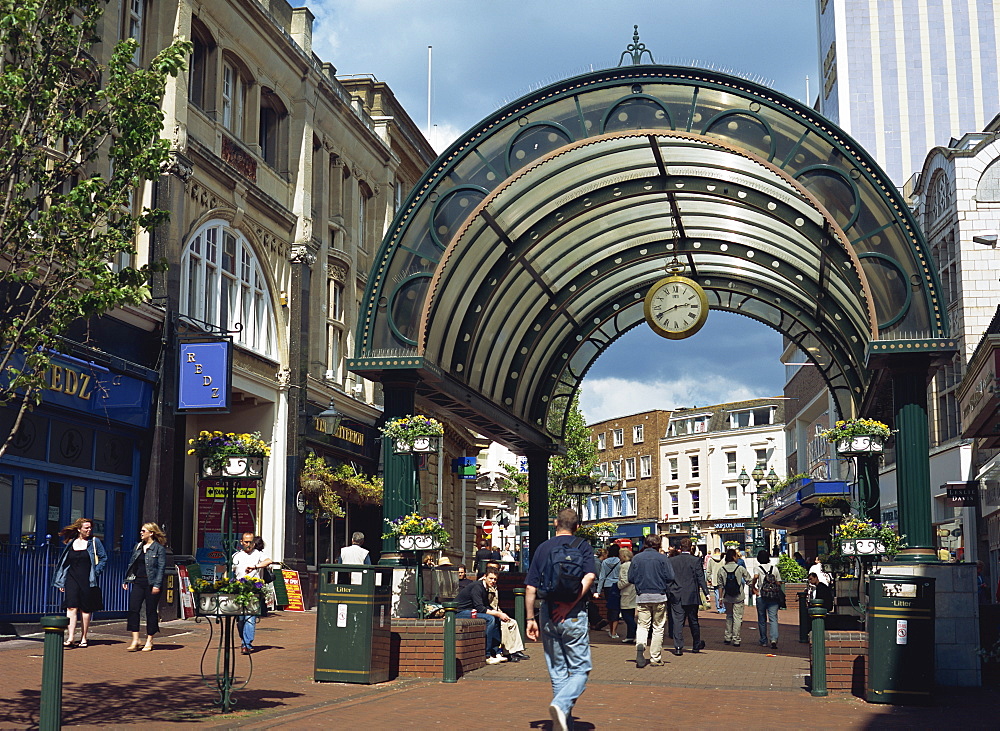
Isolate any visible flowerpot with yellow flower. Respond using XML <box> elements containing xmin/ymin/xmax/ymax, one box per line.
<box><xmin>187</xmin><ymin>431</ymin><xmax>270</xmax><ymax>479</ymax></box>
<box><xmin>383</xmin><ymin>513</ymin><xmax>450</xmax><ymax>550</ymax></box>
<box><xmin>381</xmin><ymin>415</ymin><xmax>444</xmax><ymax>454</ymax></box>
<box><xmin>820</xmin><ymin>418</ymin><xmax>891</xmax><ymax>457</ymax></box>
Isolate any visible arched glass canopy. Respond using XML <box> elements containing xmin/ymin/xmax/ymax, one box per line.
<box><xmin>350</xmin><ymin>65</ymin><xmax>953</xmax><ymax>451</ymax></box>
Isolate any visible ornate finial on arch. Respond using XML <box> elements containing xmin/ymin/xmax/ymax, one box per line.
<box><xmin>619</xmin><ymin>24</ymin><xmax>655</xmax><ymax>66</ymax></box>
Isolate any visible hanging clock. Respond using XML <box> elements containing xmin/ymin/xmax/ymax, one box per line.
<box><xmin>643</xmin><ymin>274</ymin><xmax>709</xmax><ymax>340</ymax></box>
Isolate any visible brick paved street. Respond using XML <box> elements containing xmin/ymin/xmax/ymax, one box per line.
<box><xmin>1</xmin><ymin>607</ymin><xmax>996</xmax><ymax>729</ymax></box>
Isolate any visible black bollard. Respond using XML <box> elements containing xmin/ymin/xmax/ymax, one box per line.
<box><xmin>442</xmin><ymin>601</ymin><xmax>457</xmax><ymax>683</ymax></box>
<box><xmin>808</xmin><ymin>597</ymin><xmax>829</xmax><ymax>697</ymax></box>
<box><xmin>39</xmin><ymin>615</ymin><xmax>70</xmax><ymax>731</ymax></box>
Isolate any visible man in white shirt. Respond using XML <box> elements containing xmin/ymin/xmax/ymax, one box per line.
<box><xmin>232</xmin><ymin>532</ymin><xmax>272</xmax><ymax>654</ymax></box>
<box><xmin>338</xmin><ymin>532</ymin><xmax>370</xmax><ymax>564</ymax></box>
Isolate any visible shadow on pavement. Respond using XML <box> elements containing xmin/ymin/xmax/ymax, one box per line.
<box><xmin>0</xmin><ymin>675</ymin><xmax>305</xmax><ymax>727</ymax></box>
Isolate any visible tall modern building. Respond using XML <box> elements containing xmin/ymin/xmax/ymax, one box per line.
<box><xmin>817</xmin><ymin>0</ymin><xmax>1000</xmax><ymax>188</ymax></box>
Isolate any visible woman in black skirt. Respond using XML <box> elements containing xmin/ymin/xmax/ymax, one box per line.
<box><xmin>52</xmin><ymin>518</ymin><xmax>108</xmax><ymax>647</ymax></box>
<box><xmin>122</xmin><ymin>522</ymin><xmax>167</xmax><ymax>651</ymax></box>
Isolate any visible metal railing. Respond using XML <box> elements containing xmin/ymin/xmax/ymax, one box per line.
<box><xmin>0</xmin><ymin>543</ymin><xmax>130</xmax><ymax>621</ymax></box>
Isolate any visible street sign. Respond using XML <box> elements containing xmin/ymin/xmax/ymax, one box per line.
<box><xmin>483</xmin><ymin>520</ymin><xmax>493</xmax><ymax>534</ymax></box>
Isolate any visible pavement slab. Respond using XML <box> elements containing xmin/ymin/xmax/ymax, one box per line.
<box><xmin>1</xmin><ymin>607</ymin><xmax>996</xmax><ymax>729</ymax></box>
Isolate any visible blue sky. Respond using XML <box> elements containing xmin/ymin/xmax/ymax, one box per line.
<box><xmin>310</xmin><ymin>0</ymin><xmax>818</xmax><ymax>422</ymax></box>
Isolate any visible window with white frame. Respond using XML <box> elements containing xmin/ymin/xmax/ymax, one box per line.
<box><xmin>726</xmin><ymin>451</ymin><xmax>737</xmax><ymax>474</ymax></box>
<box><xmin>612</xmin><ymin>428</ymin><xmax>624</xmax><ymax>447</ymax></box>
<box><xmin>669</xmin><ymin>457</ymin><xmax>678</xmax><ymax>481</ymax></box>
<box><xmin>668</xmin><ymin>413</ymin><xmax>710</xmax><ymax>436</ymax></box>
<box><xmin>625</xmin><ymin>457</ymin><xmax>636</xmax><ymax>480</ymax></box>
<box><xmin>180</xmin><ymin>220</ymin><xmax>276</xmax><ymax>358</ymax></box>
<box><xmin>328</xmin><ymin>278</ymin><xmax>344</xmax><ymax>321</ymax></box>
<box><xmin>124</xmin><ymin>0</ymin><xmax>145</xmax><ymax>64</ymax></box>
<box><xmin>755</xmin><ymin>448</ymin><xmax>767</xmax><ymax>468</ymax></box>
<box><xmin>728</xmin><ymin>485</ymin><xmax>738</xmax><ymax>512</ymax></box>
<box><xmin>624</xmin><ymin>488</ymin><xmax>636</xmax><ymax>516</ymax></box>
<box><xmin>669</xmin><ymin>491</ymin><xmax>679</xmax><ymax>517</ymax></box>
<box><xmin>639</xmin><ymin>455</ymin><xmax>651</xmax><ymax>478</ymax></box>
<box><xmin>689</xmin><ymin>455</ymin><xmax>700</xmax><ymax>478</ymax></box>
<box><xmin>358</xmin><ymin>185</ymin><xmax>371</xmax><ymax>250</ymax></box>
<box><xmin>597</xmin><ymin>433</ymin><xmax>606</xmax><ymax>450</ymax></box>
<box><xmin>690</xmin><ymin>489</ymin><xmax>700</xmax><ymax>514</ymax></box>
<box><xmin>221</xmin><ymin>60</ymin><xmax>247</xmax><ymax>137</ymax></box>
<box><xmin>633</xmin><ymin>424</ymin><xmax>644</xmax><ymax>443</ymax></box>
<box><xmin>729</xmin><ymin>406</ymin><xmax>775</xmax><ymax>429</ymax></box>
<box><xmin>600</xmin><ymin>463</ymin><xmax>609</xmax><ymax>478</ymax></box>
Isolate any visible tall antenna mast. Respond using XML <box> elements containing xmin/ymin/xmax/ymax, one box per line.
<box><xmin>427</xmin><ymin>46</ymin><xmax>433</xmax><ymax>141</ymax></box>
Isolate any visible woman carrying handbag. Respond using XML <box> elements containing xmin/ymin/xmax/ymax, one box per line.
<box><xmin>122</xmin><ymin>523</ymin><xmax>167</xmax><ymax>652</ymax></box>
<box><xmin>52</xmin><ymin>518</ymin><xmax>108</xmax><ymax>648</ymax></box>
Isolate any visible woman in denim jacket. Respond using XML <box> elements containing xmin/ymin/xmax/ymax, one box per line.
<box><xmin>122</xmin><ymin>522</ymin><xmax>167</xmax><ymax>651</ymax></box>
<box><xmin>53</xmin><ymin>518</ymin><xmax>107</xmax><ymax>647</ymax></box>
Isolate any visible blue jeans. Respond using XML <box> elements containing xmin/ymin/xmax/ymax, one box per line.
<box><xmin>540</xmin><ymin>602</ymin><xmax>591</xmax><ymax>718</ymax></box>
<box><xmin>238</xmin><ymin>614</ymin><xmax>257</xmax><ymax>648</ymax></box>
<box><xmin>756</xmin><ymin>599</ymin><xmax>779</xmax><ymax>644</ymax></box>
<box><xmin>457</xmin><ymin>609</ymin><xmax>501</xmax><ymax>657</ymax></box>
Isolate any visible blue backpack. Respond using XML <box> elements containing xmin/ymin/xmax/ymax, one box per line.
<box><xmin>540</xmin><ymin>536</ymin><xmax>587</xmax><ymax>602</ymax></box>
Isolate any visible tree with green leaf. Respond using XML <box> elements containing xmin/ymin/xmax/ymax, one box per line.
<box><xmin>0</xmin><ymin>0</ymin><xmax>191</xmax><ymax>457</ymax></box>
<box><xmin>548</xmin><ymin>393</ymin><xmax>599</xmax><ymax>514</ymax></box>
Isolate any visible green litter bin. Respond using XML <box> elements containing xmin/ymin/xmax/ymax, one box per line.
<box><xmin>866</xmin><ymin>574</ymin><xmax>935</xmax><ymax>704</ymax></box>
<box><xmin>315</xmin><ymin>564</ymin><xmax>392</xmax><ymax>684</ymax></box>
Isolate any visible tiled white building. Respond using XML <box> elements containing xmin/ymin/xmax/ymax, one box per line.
<box><xmin>817</xmin><ymin>0</ymin><xmax>1000</xmax><ymax>188</ymax></box>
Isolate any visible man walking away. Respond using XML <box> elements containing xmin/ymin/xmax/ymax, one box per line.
<box><xmin>705</xmin><ymin>548</ymin><xmax>726</xmax><ymax>613</ymax></box>
<box><xmin>338</xmin><ymin>532</ymin><xmax>370</xmax><ymax>564</ymax></box>
<box><xmin>669</xmin><ymin>537</ymin><xmax>709</xmax><ymax>655</ymax></box>
<box><xmin>525</xmin><ymin>508</ymin><xmax>597</xmax><ymax>731</ymax></box>
<box><xmin>627</xmin><ymin>533</ymin><xmax>677</xmax><ymax>668</ymax></box>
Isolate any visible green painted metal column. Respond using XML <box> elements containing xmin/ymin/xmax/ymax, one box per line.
<box><xmin>857</xmin><ymin>455</ymin><xmax>881</xmax><ymax>524</ymax></box>
<box><xmin>379</xmin><ymin>372</ymin><xmax>418</xmax><ymax>559</ymax></box>
<box><xmin>891</xmin><ymin>359</ymin><xmax>934</xmax><ymax>555</ymax></box>
<box><xmin>39</xmin><ymin>615</ymin><xmax>69</xmax><ymax>731</ymax></box>
<box><xmin>527</xmin><ymin>449</ymin><xmax>551</xmax><ymax>563</ymax></box>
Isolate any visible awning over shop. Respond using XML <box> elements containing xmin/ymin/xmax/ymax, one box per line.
<box><xmin>612</xmin><ymin>521</ymin><xmax>656</xmax><ymax>539</ymax></box>
<box><xmin>760</xmin><ymin>479</ymin><xmax>850</xmax><ymax>534</ymax></box>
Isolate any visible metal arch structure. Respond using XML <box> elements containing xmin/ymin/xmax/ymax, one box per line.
<box><xmin>350</xmin><ymin>64</ymin><xmax>954</xmax><ymax>452</ymax></box>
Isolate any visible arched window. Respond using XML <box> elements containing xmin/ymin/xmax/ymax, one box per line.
<box><xmin>977</xmin><ymin>158</ymin><xmax>1000</xmax><ymax>202</ymax></box>
<box><xmin>221</xmin><ymin>55</ymin><xmax>251</xmax><ymax>139</ymax></box>
<box><xmin>180</xmin><ymin>221</ymin><xmax>276</xmax><ymax>358</ymax></box>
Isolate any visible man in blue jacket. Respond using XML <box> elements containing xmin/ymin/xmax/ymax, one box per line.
<box><xmin>627</xmin><ymin>533</ymin><xmax>678</xmax><ymax>668</ymax></box>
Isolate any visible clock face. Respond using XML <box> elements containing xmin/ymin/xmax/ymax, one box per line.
<box><xmin>643</xmin><ymin>275</ymin><xmax>709</xmax><ymax>340</ymax></box>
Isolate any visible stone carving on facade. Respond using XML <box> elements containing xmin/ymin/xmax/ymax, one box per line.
<box><xmin>252</xmin><ymin>226</ymin><xmax>290</xmax><ymax>260</ymax></box>
<box><xmin>164</xmin><ymin>152</ymin><xmax>194</xmax><ymax>182</ymax></box>
<box><xmin>188</xmin><ymin>181</ymin><xmax>222</xmax><ymax>212</ymax></box>
<box><xmin>290</xmin><ymin>244</ymin><xmax>317</xmax><ymax>266</ymax></box>
<box><xmin>328</xmin><ymin>262</ymin><xmax>347</xmax><ymax>282</ymax></box>
<box><xmin>222</xmin><ymin>135</ymin><xmax>258</xmax><ymax>183</ymax></box>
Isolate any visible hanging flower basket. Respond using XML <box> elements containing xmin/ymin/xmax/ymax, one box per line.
<box><xmin>199</xmin><ymin>455</ymin><xmax>266</xmax><ymax>479</ymax></box>
<box><xmin>381</xmin><ymin>415</ymin><xmax>444</xmax><ymax>454</ymax></box>
<box><xmin>193</xmin><ymin>577</ymin><xmax>266</xmax><ymax>616</ymax></box>
<box><xmin>188</xmin><ymin>431</ymin><xmax>270</xmax><ymax>478</ymax></box>
<box><xmin>839</xmin><ymin>538</ymin><xmax>886</xmax><ymax>556</ymax></box>
<box><xmin>834</xmin><ymin>435</ymin><xmax>885</xmax><ymax>457</ymax></box>
<box><xmin>383</xmin><ymin>513</ymin><xmax>450</xmax><ymax>549</ymax></box>
<box><xmin>820</xmin><ymin>419</ymin><xmax>891</xmax><ymax>457</ymax></box>
<box><xmin>398</xmin><ymin>534</ymin><xmax>441</xmax><ymax>551</ymax></box>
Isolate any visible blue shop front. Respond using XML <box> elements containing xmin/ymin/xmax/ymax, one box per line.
<box><xmin>0</xmin><ymin>350</ymin><xmax>156</xmax><ymax>620</ymax></box>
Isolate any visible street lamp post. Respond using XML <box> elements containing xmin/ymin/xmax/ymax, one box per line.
<box><xmin>739</xmin><ymin>464</ymin><xmax>768</xmax><ymax>556</ymax></box>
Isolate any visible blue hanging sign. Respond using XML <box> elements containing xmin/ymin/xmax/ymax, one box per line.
<box><xmin>177</xmin><ymin>340</ymin><xmax>232</xmax><ymax>412</ymax></box>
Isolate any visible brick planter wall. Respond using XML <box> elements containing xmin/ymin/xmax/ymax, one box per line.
<box><xmin>810</xmin><ymin>630</ymin><xmax>867</xmax><ymax>696</ymax></box>
<box><xmin>784</xmin><ymin>583</ymin><xmax>808</xmax><ymax>611</ymax></box>
<box><xmin>391</xmin><ymin>618</ymin><xmax>486</xmax><ymax>679</ymax></box>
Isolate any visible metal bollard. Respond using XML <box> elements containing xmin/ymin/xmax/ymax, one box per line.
<box><xmin>442</xmin><ymin>601</ymin><xmax>457</xmax><ymax>683</ymax></box>
<box><xmin>514</xmin><ymin>587</ymin><xmax>526</xmax><ymax>639</ymax></box>
<box><xmin>808</xmin><ymin>597</ymin><xmax>829</xmax><ymax>697</ymax></box>
<box><xmin>798</xmin><ymin>592</ymin><xmax>810</xmax><ymax>643</ymax></box>
<box><xmin>39</xmin><ymin>615</ymin><xmax>69</xmax><ymax>731</ymax></box>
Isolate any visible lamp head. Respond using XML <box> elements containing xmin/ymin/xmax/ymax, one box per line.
<box><xmin>317</xmin><ymin>400</ymin><xmax>344</xmax><ymax>433</ymax></box>
<box><xmin>737</xmin><ymin>467</ymin><xmax>750</xmax><ymax>489</ymax></box>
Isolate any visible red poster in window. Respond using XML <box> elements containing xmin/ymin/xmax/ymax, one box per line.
<box><xmin>195</xmin><ymin>478</ymin><xmax>259</xmax><ymax>575</ymax></box>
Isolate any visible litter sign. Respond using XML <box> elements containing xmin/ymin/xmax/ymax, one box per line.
<box><xmin>896</xmin><ymin>619</ymin><xmax>908</xmax><ymax>645</ymax></box>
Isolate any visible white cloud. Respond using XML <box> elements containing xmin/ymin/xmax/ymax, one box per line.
<box><xmin>579</xmin><ymin>375</ymin><xmax>770</xmax><ymax>425</ymax></box>
<box><xmin>426</xmin><ymin>122</ymin><xmax>464</xmax><ymax>154</ymax></box>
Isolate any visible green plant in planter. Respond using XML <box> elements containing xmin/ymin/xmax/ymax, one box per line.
<box><xmin>832</xmin><ymin>516</ymin><xmax>906</xmax><ymax>555</ymax></box>
<box><xmin>380</xmin><ymin>415</ymin><xmax>444</xmax><ymax>441</ymax></box>
<box><xmin>382</xmin><ymin>513</ymin><xmax>450</xmax><ymax>544</ymax></box>
<box><xmin>819</xmin><ymin>418</ymin><xmax>891</xmax><ymax>442</ymax></box>
<box><xmin>777</xmin><ymin>553</ymin><xmax>807</xmax><ymax>582</ymax></box>
<box><xmin>187</xmin><ymin>430</ymin><xmax>270</xmax><ymax>472</ymax></box>
<box><xmin>192</xmin><ymin>576</ymin><xmax>265</xmax><ymax>609</ymax></box>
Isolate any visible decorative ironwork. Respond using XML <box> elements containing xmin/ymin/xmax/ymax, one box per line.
<box><xmin>398</xmin><ymin>534</ymin><xmax>441</xmax><ymax>551</ymax></box>
<box><xmin>835</xmin><ymin>435</ymin><xmax>885</xmax><ymax>457</ymax></box>
<box><xmin>619</xmin><ymin>25</ymin><xmax>655</xmax><ymax>66</ymax></box>
<box><xmin>199</xmin><ymin>455</ymin><xmax>266</xmax><ymax>480</ymax></box>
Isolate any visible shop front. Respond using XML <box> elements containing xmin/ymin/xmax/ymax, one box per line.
<box><xmin>301</xmin><ymin>410</ymin><xmax>380</xmax><ymax>572</ymax></box>
<box><xmin>0</xmin><ymin>349</ymin><xmax>157</xmax><ymax>619</ymax></box>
